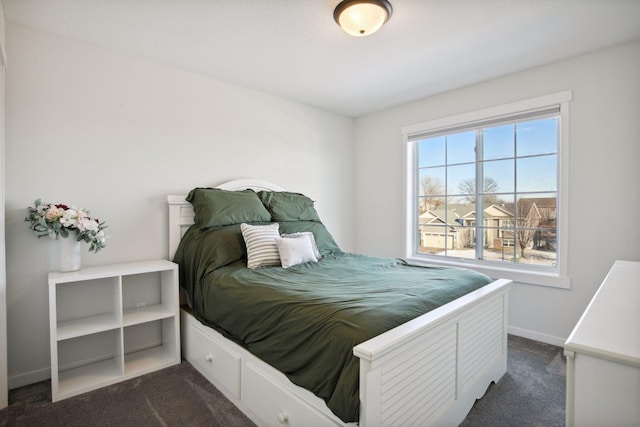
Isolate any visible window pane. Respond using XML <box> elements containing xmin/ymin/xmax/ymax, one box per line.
<box><xmin>417</xmin><ymin>224</ymin><xmax>448</xmax><ymax>255</ymax></box>
<box><xmin>446</xmin><ymin>131</ymin><xmax>475</xmax><ymax>164</ymax></box>
<box><xmin>493</xmin><ymin>194</ymin><xmax>515</xmax><ymax>210</ymax></box>
<box><xmin>516</xmin><ymin>194</ymin><xmax>557</xmax><ymax>229</ymax></box>
<box><xmin>482</xmin><ymin>159</ymin><xmax>514</xmax><ymax>194</ymax></box>
<box><xmin>419</xmin><ymin>167</ymin><xmax>445</xmax><ymax>196</ymax></box>
<box><xmin>514</xmin><ymin>194</ymin><xmax>557</xmax><ymax>267</ymax></box>
<box><xmin>532</xmin><ymin>227</ymin><xmax>557</xmax><ymax>264</ymax></box>
<box><xmin>448</xmin><ymin>198</ymin><xmax>476</xmax><ymax>230</ymax></box>
<box><xmin>449</xmin><ymin>212</ymin><xmax>476</xmax><ymax>259</ymax></box>
<box><xmin>517</xmin><ymin>118</ymin><xmax>558</xmax><ymax>157</ymax></box>
<box><xmin>447</xmin><ymin>163</ymin><xmax>475</xmax><ymax>195</ymax></box>
<box><xmin>517</xmin><ymin>155</ymin><xmax>557</xmax><ymax>192</ymax></box>
<box><xmin>418</xmin><ymin>197</ymin><xmax>445</xmax><ymax>218</ymax></box>
<box><xmin>478</xmin><ymin>227</ymin><xmax>518</xmax><ymax>263</ymax></box>
<box><xmin>484</xmin><ymin>202</ymin><xmax>514</xmax><ymax>230</ymax></box>
<box><xmin>449</xmin><ymin>245</ymin><xmax>476</xmax><ymax>260</ymax></box>
<box><xmin>418</xmin><ymin>136</ymin><xmax>445</xmax><ymax>167</ymax></box>
<box><xmin>482</xmin><ymin>198</ymin><xmax>515</xmax><ymax>264</ymax></box>
<box><xmin>514</xmin><ymin>228</ymin><xmax>557</xmax><ymax>267</ymax></box>
<box><xmin>484</xmin><ymin>124</ymin><xmax>514</xmax><ymax>160</ymax></box>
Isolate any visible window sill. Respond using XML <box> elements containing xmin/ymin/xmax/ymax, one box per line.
<box><xmin>404</xmin><ymin>256</ymin><xmax>571</xmax><ymax>289</ymax></box>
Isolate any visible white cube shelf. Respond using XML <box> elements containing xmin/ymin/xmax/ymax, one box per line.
<box><xmin>48</xmin><ymin>260</ymin><xmax>180</xmax><ymax>401</ymax></box>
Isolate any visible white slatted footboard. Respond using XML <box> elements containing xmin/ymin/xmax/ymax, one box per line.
<box><xmin>355</xmin><ymin>278</ymin><xmax>510</xmax><ymax>427</ymax></box>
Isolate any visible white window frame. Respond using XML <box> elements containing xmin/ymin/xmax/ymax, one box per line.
<box><xmin>402</xmin><ymin>91</ymin><xmax>572</xmax><ymax>288</ymax></box>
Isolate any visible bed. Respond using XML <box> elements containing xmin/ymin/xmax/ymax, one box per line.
<box><xmin>168</xmin><ymin>178</ymin><xmax>511</xmax><ymax>427</ymax></box>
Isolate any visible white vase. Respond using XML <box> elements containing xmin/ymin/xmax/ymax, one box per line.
<box><xmin>58</xmin><ymin>237</ymin><xmax>81</xmax><ymax>272</ymax></box>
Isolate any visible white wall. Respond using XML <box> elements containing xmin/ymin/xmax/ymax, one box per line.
<box><xmin>0</xmin><ymin>0</ymin><xmax>7</xmax><ymax>409</ymax></box>
<box><xmin>6</xmin><ymin>19</ymin><xmax>638</xmax><ymax>390</ymax></box>
<box><xmin>4</xmin><ymin>23</ymin><xmax>355</xmax><ymax>387</ymax></box>
<box><xmin>354</xmin><ymin>39</ymin><xmax>640</xmax><ymax>345</ymax></box>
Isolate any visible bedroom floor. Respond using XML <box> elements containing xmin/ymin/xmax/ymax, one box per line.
<box><xmin>0</xmin><ymin>335</ymin><xmax>565</xmax><ymax>427</ymax></box>
<box><xmin>459</xmin><ymin>335</ymin><xmax>566</xmax><ymax>426</ymax></box>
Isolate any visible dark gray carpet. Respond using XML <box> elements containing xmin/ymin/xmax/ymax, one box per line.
<box><xmin>0</xmin><ymin>362</ymin><xmax>256</xmax><ymax>427</ymax></box>
<box><xmin>460</xmin><ymin>335</ymin><xmax>566</xmax><ymax>426</ymax></box>
<box><xmin>0</xmin><ymin>335</ymin><xmax>565</xmax><ymax>426</ymax></box>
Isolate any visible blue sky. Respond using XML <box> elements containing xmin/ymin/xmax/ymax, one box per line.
<box><xmin>418</xmin><ymin>117</ymin><xmax>558</xmax><ymax>197</ymax></box>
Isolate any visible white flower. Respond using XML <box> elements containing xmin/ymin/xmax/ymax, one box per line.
<box><xmin>60</xmin><ymin>209</ymin><xmax>78</xmax><ymax>228</ymax></box>
<box><xmin>96</xmin><ymin>230</ymin><xmax>107</xmax><ymax>244</ymax></box>
<box><xmin>78</xmin><ymin>217</ymin><xmax>99</xmax><ymax>232</ymax></box>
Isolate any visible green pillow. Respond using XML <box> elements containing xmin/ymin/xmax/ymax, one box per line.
<box><xmin>258</xmin><ymin>191</ymin><xmax>322</xmax><ymax>222</ymax></box>
<box><xmin>187</xmin><ymin>188</ymin><xmax>271</xmax><ymax>228</ymax></box>
<box><xmin>278</xmin><ymin>222</ymin><xmax>341</xmax><ymax>256</ymax></box>
<box><xmin>173</xmin><ymin>224</ymin><xmax>248</xmax><ymax>306</ymax></box>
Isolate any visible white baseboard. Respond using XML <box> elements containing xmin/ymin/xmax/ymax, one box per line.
<box><xmin>508</xmin><ymin>325</ymin><xmax>566</xmax><ymax>347</ymax></box>
<box><xmin>9</xmin><ymin>367</ymin><xmax>50</xmax><ymax>390</ymax></box>
<box><xmin>9</xmin><ymin>341</ymin><xmax>162</xmax><ymax>391</ymax></box>
<box><xmin>9</xmin><ymin>329</ymin><xmax>565</xmax><ymax>390</ymax></box>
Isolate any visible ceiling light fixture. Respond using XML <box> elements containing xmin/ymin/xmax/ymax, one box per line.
<box><xmin>334</xmin><ymin>0</ymin><xmax>393</xmax><ymax>37</ymax></box>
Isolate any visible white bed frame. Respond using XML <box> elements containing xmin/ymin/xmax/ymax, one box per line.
<box><xmin>169</xmin><ymin>179</ymin><xmax>511</xmax><ymax>427</ymax></box>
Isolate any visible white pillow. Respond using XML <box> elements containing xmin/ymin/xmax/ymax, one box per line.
<box><xmin>281</xmin><ymin>231</ymin><xmax>321</xmax><ymax>259</ymax></box>
<box><xmin>240</xmin><ymin>223</ymin><xmax>281</xmax><ymax>269</ymax></box>
<box><xmin>275</xmin><ymin>235</ymin><xmax>318</xmax><ymax>268</ymax></box>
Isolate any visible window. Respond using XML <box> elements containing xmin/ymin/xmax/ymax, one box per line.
<box><xmin>403</xmin><ymin>92</ymin><xmax>572</xmax><ymax>288</ymax></box>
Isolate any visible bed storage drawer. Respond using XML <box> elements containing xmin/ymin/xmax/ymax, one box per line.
<box><xmin>243</xmin><ymin>362</ymin><xmax>339</xmax><ymax>427</ymax></box>
<box><xmin>184</xmin><ymin>319</ymin><xmax>241</xmax><ymax>399</ymax></box>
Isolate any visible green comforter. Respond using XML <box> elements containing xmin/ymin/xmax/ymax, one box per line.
<box><xmin>174</xmin><ymin>222</ymin><xmax>492</xmax><ymax>422</ymax></box>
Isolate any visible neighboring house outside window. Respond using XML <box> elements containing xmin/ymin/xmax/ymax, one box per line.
<box><xmin>402</xmin><ymin>92</ymin><xmax>572</xmax><ymax>288</ymax></box>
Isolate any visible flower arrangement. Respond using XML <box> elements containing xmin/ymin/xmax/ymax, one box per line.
<box><xmin>25</xmin><ymin>199</ymin><xmax>108</xmax><ymax>252</ymax></box>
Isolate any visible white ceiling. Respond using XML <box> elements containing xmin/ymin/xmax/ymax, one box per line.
<box><xmin>3</xmin><ymin>0</ymin><xmax>640</xmax><ymax>117</ymax></box>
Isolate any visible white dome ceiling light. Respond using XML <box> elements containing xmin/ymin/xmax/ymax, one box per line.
<box><xmin>334</xmin><ymin>0</ymin><xmax>393</xmax><ymax>37</ymax></box>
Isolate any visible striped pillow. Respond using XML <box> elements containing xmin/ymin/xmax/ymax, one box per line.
<box><xmin>240</xmin><ymin>223</ymin><xmax>281</xmax><ymax>269</ymax></box>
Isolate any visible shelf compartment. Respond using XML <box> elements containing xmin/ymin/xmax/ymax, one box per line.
<box><xmin>57</xmin><ymin>358</ymin><xmax>122</xmax><ymax>400</ymax></box>
<box><xmin>122</xmin><ymin>271</ymin><xmax>176</xmax><ymax>314</ymax></box>
<box><xmin>55</xmin><ymin>276</ymin><xmax>121</xmax><ymax>327</ymax></box>
<box><xmin>124</xmin><ymin>345</ymin><xmax>178</xmax><ymax>377</ymax></box>
<box><xmin>55</xmin><ymin>329</ymin><xmax>123</xmax><ymax>401</ymax></box>
<box><xmin>124</xmin><ymin>318</ymin><xmax>179</xmax><ymax>376</ymax></box>
<box><xmin>123</xmin><ymin>304</ymin><xmax>174</xmax><ymax>327</ymax></box>
<box><xmin>57</xmin><ymin>313</ymin><xmax>121</xmax><ymax>341</ymax></box>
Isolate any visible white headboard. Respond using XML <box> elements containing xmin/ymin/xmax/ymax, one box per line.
<box><xmin>167</xmin><ymin>178</ymin><xmax>285</xmax><ymax>259</ymax></box>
